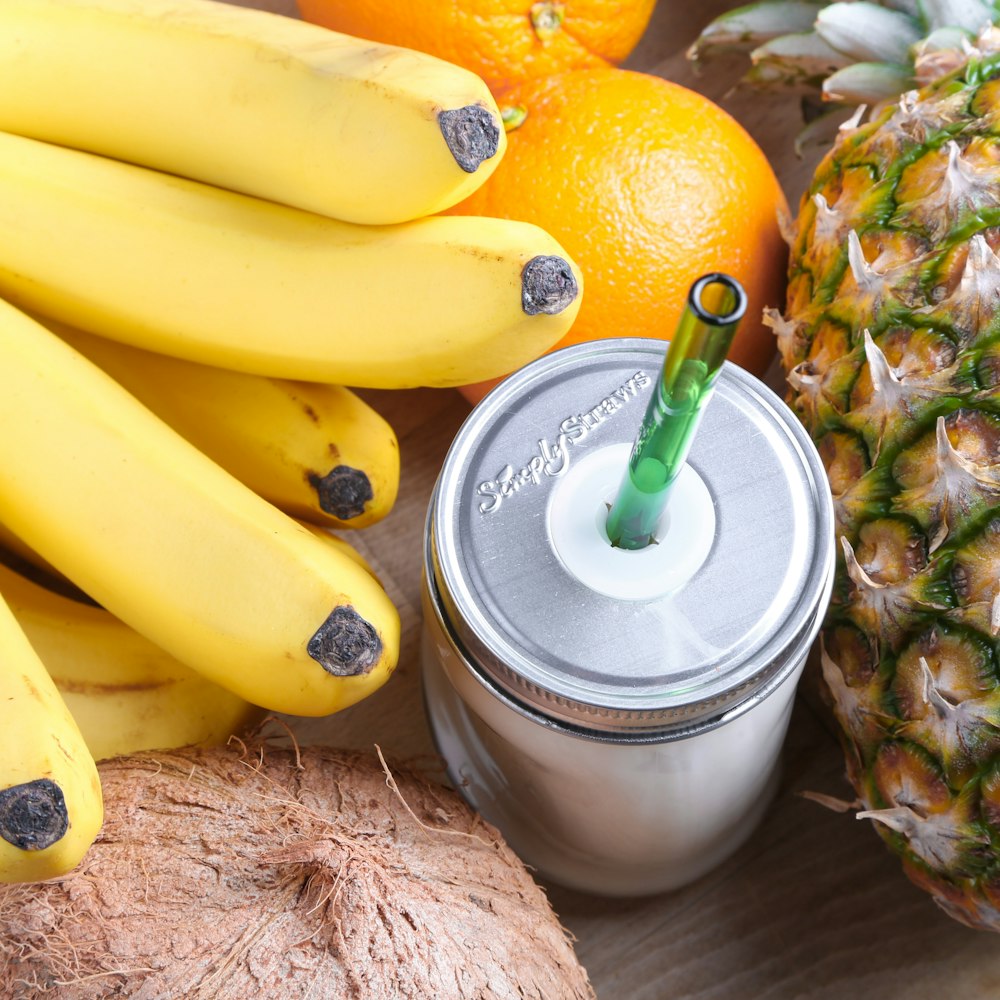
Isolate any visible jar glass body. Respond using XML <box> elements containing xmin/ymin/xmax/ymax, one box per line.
<box><xmin>421</xmin><ymin>578</ymin><xmax>809</xmax><ymax>897</ymax></box>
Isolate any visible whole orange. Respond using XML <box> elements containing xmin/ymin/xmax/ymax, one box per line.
<box><xmin>445</xmin><ymin>67</ymin><xmax>789</xmax><ymax>402</ymax></box>
<box><xmin>295</xmin><ymin>0</ymin><xmax>656</xmax><ymax>90</ymax></box>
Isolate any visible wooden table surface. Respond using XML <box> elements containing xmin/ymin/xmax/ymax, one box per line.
<box><xmin>241</xmin><ymin>0</ymin><xmax>1000</xmax><ymax>995</ymax></box>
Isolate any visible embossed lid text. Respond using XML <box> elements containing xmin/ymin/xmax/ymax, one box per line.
<box><xmin>476</xmin><ymin>370</ymin><xmax>651</xmax><ymax>515</ymax></box>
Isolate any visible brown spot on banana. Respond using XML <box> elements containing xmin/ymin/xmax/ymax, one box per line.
<box><xmin>308</xmin><ymin>466</ymin><xmax>374</xmax><ymax>522</ymax></box>
<box><xmin>521</xmin><ymin>255</ymin><xmax>579</xmax><ymax>315</ymax></box>
<box><xmin>0</xmin><ymin>778</ymin><xmax>69</xmax><ymax>851</ymax></box>
<box><xmin>55</xmin><ymin>678</ymin><xmax>173</xmax><ymax>695</ymax></box>
<box><xmin>307</xmin><ymin>606</ymin><xmax>383</xmax><ymax>677</ymax></box>
<box><xmin>438</xmin><ymin>105</ymin><xmax>502</xmax><ymax>173</ymax></box>
<box><xmin>52</xmin><ymin>736</ymin><xmax>74</xmax><ymax>763</ymax></box>
<box><xmin>20</xmin><ymin>675</ymin><xmax>42</xmax><ymax>703</ymax></box>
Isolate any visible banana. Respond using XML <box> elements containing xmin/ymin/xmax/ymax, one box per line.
<box><xmin>303</xmin><ymin>524</ymin><xmax>381</xmax><ymax>583</ymax></box>
<box><xmin>0</xmin><ymin>560</ymin><xmax>262</xmax><ymax>763</ymax></box>
<box><xmin>0</xmin><ymin>519</ymin><xmax>67</xmax><ymax>586</ymax></box>
<box><xmin>0</xmin><ymin>514</ymin><xmax>378</xmax><ymax>593</ymax></box>
<box><xmin>0</xmin><ymin>589</ymin><xmax>103</xmax><ymax>884</ymax></box>
<box><xmin>0</xmin><ymin>129</ymin><xmax>581</xmax><ymax>389</ymax></box>
<box><xmin>49</xmin><ymin>321</ymin><xmax>400</xmax><ymax>529</ymax></box>
<box><xmin>0</xmin><ymin>297</ymin><xmax>400</xmax><ymax>717</ymax></box>
<box><xmin>0</xmin><ymin>0</ymin><xmax>506</xmax><ymax>225</ymax></box>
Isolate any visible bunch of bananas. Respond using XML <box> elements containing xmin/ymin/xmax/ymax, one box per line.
<box><xmin>0</xmin><ymin>0</ymin><xmax>582</xmax><ymax>884</ymax></box>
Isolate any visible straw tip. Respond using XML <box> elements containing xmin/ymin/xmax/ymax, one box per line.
<box><xmin>688</xmin><ymin>273</ymin><xmax>747</xmax><ymax>327</ymax></box>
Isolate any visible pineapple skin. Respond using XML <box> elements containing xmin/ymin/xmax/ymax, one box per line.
<box><xmin>777</xmin><ymin>52</ymin><xmax>1000</xmax><ymax>932</ymax></box>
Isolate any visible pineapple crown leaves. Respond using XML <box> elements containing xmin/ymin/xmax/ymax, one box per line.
<box><xmin>689</xmin><ymin>1</ymin><xmax>1000</xmax><ymax>134</ymax></box>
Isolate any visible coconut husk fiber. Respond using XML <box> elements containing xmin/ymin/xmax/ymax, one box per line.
<box><xmin>0</xmin><ymin>742</ymin><xmax>595</xmax><ymax>999</ymax></box>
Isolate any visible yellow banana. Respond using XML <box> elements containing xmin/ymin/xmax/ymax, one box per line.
<box><xmin>0</xmin><ymin>514</ymin><xmax>377</xmax><ymax>593</ymax></box>
<box><xmin>0</xmin><ymin>0</ymin><xmax>506</xmax><ymax>225</ymax></box>
<box><xmin>303</xmin><ymin>524</ymin><xmax>381</xmax><ymax>583</ymax></box>
<box><xmin>50</xmin><ymin>321</ymin><xmax>400</xmax><ymax>529</ymax></box>
<box><xmin>0</xmin><ymin>297</ymin><xmax>400</xmax><ymax>717</ymax></box>
<box><xmin>0</xmin><ymin>519</ymin><xmax>66</xmax><ymax>586</ymax></box>
<box><xmin>0</xmin><ymin>130</ymin><xmax>581</xmax><ymax>389</ymax></box>
<box><xmin>0</xmin><ymin>560</ymin><xmax>262</xmax><ymax>763</ymax></box>
<box><xmin>0</xmin><ymin>589</ymin><xmax>103</xmax><ymax>884</ymax></box>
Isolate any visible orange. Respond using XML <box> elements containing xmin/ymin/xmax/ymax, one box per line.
<box><xmin>445</xmin><ymin>67</ymin><xmax>790</xmax><ymax>402</ymax></box>
<box><xmin>295</xmin><ymin>0</ymin><xmax>656</xmax><ymax>90</ymax></box>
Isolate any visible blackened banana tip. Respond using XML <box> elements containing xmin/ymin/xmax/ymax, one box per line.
<box><xmin>438</xmin><ymin>105</ymin><xmax>501</xmax><ymax>173</ymax></box>
<box><xmin>0</xmin><ymin>777</ymin><xmax>69</xmax><ymax>851</ymax></box>
<box><xmin>308</xmin><ymin>606</ymin><xmax>382</xmax><ymax>677</ymax></box>
<box><xmin>309</xmin><ymin>465</ymin><xmax>374</xmax><ymax>522</ymax></box>
<box><xmin>521</xmin><ymin>255</ymin><xmax>579</xmax><ymax>316</ymax></box>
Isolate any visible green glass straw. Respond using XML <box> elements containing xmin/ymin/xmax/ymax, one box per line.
<box><xmin>605</xmin><ymin>273</ymin><xmax>747</xmax><ymax>550</ymax></box>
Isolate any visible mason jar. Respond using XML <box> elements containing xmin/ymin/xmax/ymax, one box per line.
<box><xmin>421</xmin><ymin>339</ymin><xmax>834</xmax><ymax>896</ymax></box>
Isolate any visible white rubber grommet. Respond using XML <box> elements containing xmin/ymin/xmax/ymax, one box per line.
<box><xmin>547</xmin><ymin>443</ymin><xmax>715</xmax><ymax>602</ymax></box>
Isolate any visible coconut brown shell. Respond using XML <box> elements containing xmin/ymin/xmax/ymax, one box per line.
<box><xmin>0</xmin><ymin>743</ymin><xmax>595</xmax><ymax>999</ymax></box>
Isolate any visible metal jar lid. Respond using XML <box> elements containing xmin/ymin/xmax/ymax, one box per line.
<box><xmin>426</xmin><ymin>338</ymin><xmax>835</xmax><ymax>733</ymax></box>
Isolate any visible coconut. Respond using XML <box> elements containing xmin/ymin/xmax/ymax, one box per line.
<box><xmin>0</xmin><ymin>742</ymin><xmax>595</xmax><ymax>999</ymax></box>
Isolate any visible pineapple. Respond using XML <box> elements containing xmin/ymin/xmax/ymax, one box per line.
<box><xmin>775</xmin><ymin>43</ymin><xmax>1000</xmax><ymax>930</ymax></box>
<box><xmin>690</xmin><ymin>1</ymin><xmax>1000</xmax><ymax>121</ymax></box>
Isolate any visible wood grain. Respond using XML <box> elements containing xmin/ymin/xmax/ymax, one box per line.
<box><xmin>239</xmin><ymin>1</ymin><xmax>1000</xmax><ymax>995</ymax></box>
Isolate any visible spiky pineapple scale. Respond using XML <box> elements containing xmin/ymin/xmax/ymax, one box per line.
<box><xmin>783</xmin><ymin>53</ymin><xmax>1000</xmax><ymax>930</ymax></box>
